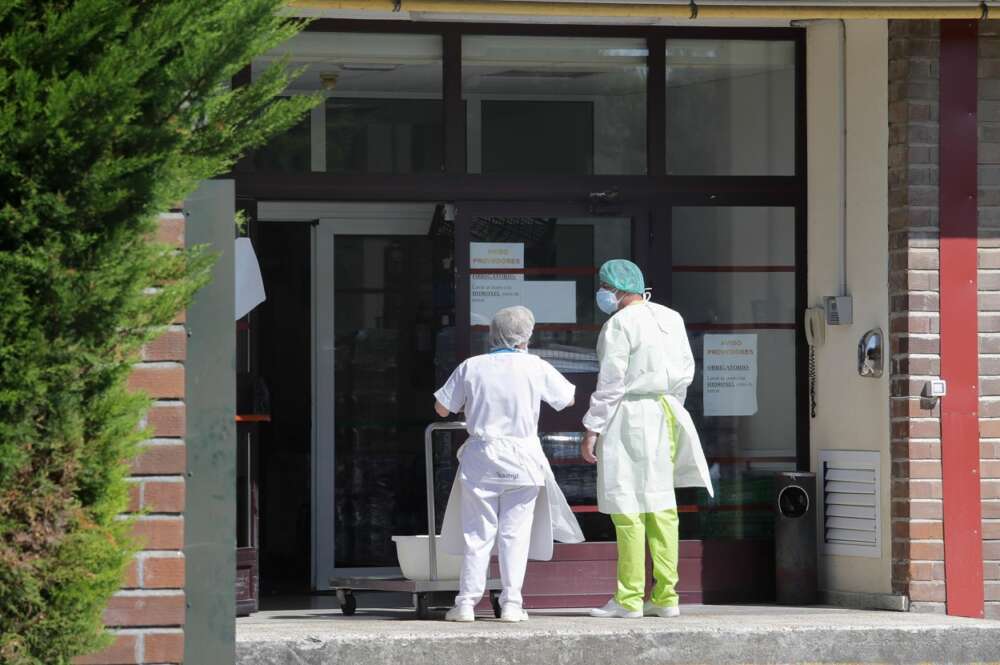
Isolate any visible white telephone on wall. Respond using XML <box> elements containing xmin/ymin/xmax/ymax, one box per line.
<box><xmin>805</xmin><ymin>308</ymin><xmax>826</xmax><ymax>347</ymax></box>
<box><xmin>804</xmin><ymin>308</ymin><xmax>826</xmax><ymax>419</ymax></box>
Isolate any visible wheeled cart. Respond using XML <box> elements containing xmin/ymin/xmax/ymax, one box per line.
<box><xmin>329</xmin><ymin>421</ymin><xmax>502</xmax><ymax>619</ymax></box>
<box><xmin>328</xmin><ymin>576</ymin><xmax>502</xmax><ymax>620</ymax></box>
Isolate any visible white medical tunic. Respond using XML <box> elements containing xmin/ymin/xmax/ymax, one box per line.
<box><xmin>435</xmin><ymin>351</ymin><xmax>575</xmax><ymax>488</ymax></box>
<box><xmin>435</xmin><ymin>351</ymin><xmax>585</xmax><ymax>561</ymax></box>
<box><xmin>583</xmin><ymin>302</ymin><xmax>714</xmax><ymax>515</ymax></box>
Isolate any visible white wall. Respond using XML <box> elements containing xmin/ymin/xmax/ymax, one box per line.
<box><xmin>807</xmin><ymin>20</ymin><xmax>892</xmax><ymax>595</ymax></box>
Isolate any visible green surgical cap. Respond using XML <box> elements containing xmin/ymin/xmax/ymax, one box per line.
<box><xmin>599</xmin><ymin>259</ymin><xmax>645</xmax><ymax>294</ymax></box>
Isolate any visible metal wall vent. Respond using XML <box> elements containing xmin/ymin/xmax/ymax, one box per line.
<box><xmin>819</xmin><ymin>450</ymin><xmax>881</xmax><ymax>558</ymax></box>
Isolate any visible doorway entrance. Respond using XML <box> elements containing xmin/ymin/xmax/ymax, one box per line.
<box><xmin>312</xmin><ymin>204</ymin><xmax>454</xmax><ymax>585</ymax></box>
<box><xmin>253</xmin><ymin>202</ymin><xmax>451</xmax><ymax>590</ymax></box>
<box><xmin>252</xmin><ymin>199</ymin><xmax>802</xmax><ymax>602</ymax></box>
<box><xmin>450</xmin><ymin>203</ymin><xmax>802</xmax><ymax>604</ymax></box>
<box><xmin>308</xmin><ymin>201</ymin><xmax>652</xmax><ymax>586</ymax></box>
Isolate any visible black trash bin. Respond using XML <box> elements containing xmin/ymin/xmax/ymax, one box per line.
<box><xmin>775</xmin><ymin>471</ymin><xmax>818</xmax><ymax>605</ymax></box>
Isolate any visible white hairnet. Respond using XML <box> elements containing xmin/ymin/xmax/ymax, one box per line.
<box><xmin>490</xmin><ymin>306</ymin><xmax>535</xmax><ymax>350</ymax></box>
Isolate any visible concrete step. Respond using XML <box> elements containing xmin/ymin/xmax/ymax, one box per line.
<box><xmin>236</xmin><ymin>604</ymin><xmax>1000</xmax><ymax>665</ymax></box>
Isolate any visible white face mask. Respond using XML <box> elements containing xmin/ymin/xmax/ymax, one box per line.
<box><xmin>596</xmin><ymin>288</ymin><xmax>622</xmax><ymax>315</ymax></box>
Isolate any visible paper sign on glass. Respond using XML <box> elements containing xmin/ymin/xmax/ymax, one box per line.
<box><xmin>471</xmin><ymin>279</ymin><xmax>578</xmax><ymax>325</ymax></box>
<box><xmin>471</xmin><ymin>278</ymin><xmax>521</xmax><ymax>325</ymax></box>
<box><xmin>470</xmin><ymin>242</ymin><xmax>524</xmax><ymax>277</ymax></box>
<box><xmin>703</xmin><ymin>334</ymin><xmax>758</xmax><ymax>416</ymax></box>
<box><xmin>471</xmin><ymin>242</ymin><xmax>524</xmax><ymax>324</ymax></box>
<box><xmin>468</xmin><ymin>242</ymin><xmax>577</xmax><ymax>325</ymax></box>
<box><xmin>523</xmin><ymin>281</ymin><xmax>576</xmax><ymax>323</ymax></box>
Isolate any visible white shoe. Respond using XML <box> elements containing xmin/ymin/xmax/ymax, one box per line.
<box><xmin>643</xmin><ymin>601</ymin><xmax>680</xmax><ymax>618</ymax></box>
<box><xmin>445</xmin><ymin>604</ymin><xmax>475</xmax><ymax>622</ymax></box>
<box><xmin>588</xmin><ymin>598</ymin><xmax>642</xmax><ymax>618</ymax></box>
<box><xmin>500</xmin><ymin>603</ymin><xmax>529</xmax><ymax>622</ymax></box>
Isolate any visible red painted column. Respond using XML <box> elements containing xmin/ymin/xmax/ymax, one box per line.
<box><xmin>939</xmin><ymin>19</ymin><xmax>985</xmax><ymax>619</ymax></box>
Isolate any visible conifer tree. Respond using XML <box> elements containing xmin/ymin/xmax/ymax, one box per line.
<box><xmin>0</xmin><ymin>2</ymin><xmax>318</xmax><ymax>662</ymax></box>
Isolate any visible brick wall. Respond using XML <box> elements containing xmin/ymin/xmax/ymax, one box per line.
<box><xmin>889</xmin><ymin>19</ymin><xmax>1000</xmax><ymax>619</ymax></box>
<box><xmin>979</xmin><ymin>21</ymin><xmax>1000</xmax><ymax>621</ymax></box>
<box><xmin>888</xmin><ymin>19</ymin><xmax>945</xmax><ymax>614</ymax></box>
<box><xmin>76</xmin><ymin>212</ymin><xmax>188</xmax><ymax>664</ymax></box>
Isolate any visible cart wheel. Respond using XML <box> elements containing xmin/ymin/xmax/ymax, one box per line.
<box><xmin>416</xmin><ymin>593</ymin><xmax>430</xmax><ymax>620</ymax></box>
<box><xmin>340</xmin><ymin>592</ymin><xmax>357</xmax><ymax>616</ymax></box>
<box><xmin>490</xmin><ymin>591</ymin><xmax>502</xmax><ymax>619</ymax></box>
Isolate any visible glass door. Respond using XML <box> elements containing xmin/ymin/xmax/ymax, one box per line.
<box><xmin>442</xmin><ymin>203</ymin><xmax>803</xmax><ymax>549</ymax></box>
<box><xmin>312</xmin><ymin>203</ymin><xmax>454</xmax><ymax>587</ymax></box>
<box><xmin>447</xmin><ymin>202</ymin><xmax>650</xmax><ymax>541</ymax></box>
<box><xmin>669</xmin><ymin>206</ymin><xmax>801</xmax><ymax>546</ymax></box>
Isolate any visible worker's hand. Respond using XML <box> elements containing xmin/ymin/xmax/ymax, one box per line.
<box><xmin>434</xmin><ymin>400</ymin><xmax>450</xmax><ymax>418</ymax></box>
<box><xmin>581</xmin><ymin>431</ymin><xmax>598</xmax><ymax>464</ymax></box>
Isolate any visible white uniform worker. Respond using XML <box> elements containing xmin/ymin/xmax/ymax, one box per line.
<box><xmin>582</xmin><ymin>259</ymin><xmax>713</xmax><ymax>619</ymax></box>
<box><xmin>434</xmin><ymin>306</ymin><xmax>584</xmax><ymax>623</ymax></box>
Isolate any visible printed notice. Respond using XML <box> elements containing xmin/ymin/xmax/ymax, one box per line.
<box><xmin>470</xmin><ymin>242</ymin><xmax>523</xmax><ymax>324</ymax></box>
<box><xmin>470</xmin><ymin>242</ymin><xmax>524</xmax><ymax>276</ymax></box>
<box><xmin>703</xmin><ymin>334</ymin><xmax>758</xmax><ymax>416</ymax></box>
<box><xmin>469</xmin><ymin>242</ymin><xmax>576</xmax><ymax>325</ymax></box>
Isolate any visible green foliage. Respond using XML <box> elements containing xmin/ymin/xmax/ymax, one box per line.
<box><xmin>0</xmin><ymin>2</ymin><xmax>319</xmax><ymax>662</ymax></box>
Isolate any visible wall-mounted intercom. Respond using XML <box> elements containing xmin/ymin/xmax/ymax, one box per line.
<box><xmin>824</xmin><ymin>295</ymin><xmax>853</xmax><ymax>326</ymax></box>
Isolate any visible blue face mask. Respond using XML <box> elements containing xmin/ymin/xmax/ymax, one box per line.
<box><xmin>596</xmin><ymin>288</ymin><xmax>622</xmax><ymax>315</ymax></box>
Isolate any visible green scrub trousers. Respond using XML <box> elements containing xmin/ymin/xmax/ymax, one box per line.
<box><xmin>611</xmin><ymin>397</ymin><xmax>681</xmax><ymax>612</ymax></box>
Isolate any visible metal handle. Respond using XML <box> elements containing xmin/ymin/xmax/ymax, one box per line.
<box><xmin>857</xmin><ymin>327</ymin><xmax>884</xmax><ymax>378</ymax></box>
<box><xmin>424</xmin><ymin>421</ymin><xmax>466</xmax><ymax>581</ymax></box>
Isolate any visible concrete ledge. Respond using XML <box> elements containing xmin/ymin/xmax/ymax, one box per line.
<box><xmin>821</xmin><ymin>589</ymin><xmax>910</xmax><ymax>612</ymax></box>
<box><xmin>237</xmin><ymin>605</ymin><xmax>1000</xmax><ymax>665</ymax></box>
